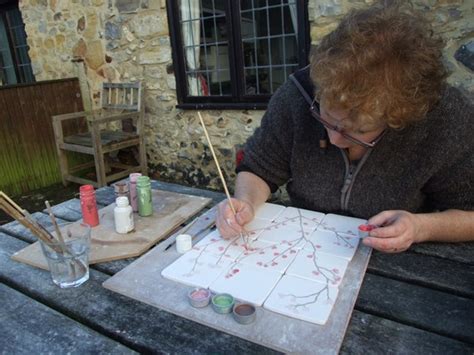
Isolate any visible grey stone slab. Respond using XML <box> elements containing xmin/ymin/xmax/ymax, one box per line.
<box><xmin>103</xmin><ymin>236</ymin><xmax>373</xmax><ymax>354</ymax></box>
<box><xmin>356</xmin><ymin>273</ymin><xmax>474</xmax><ymax>343</ymax></box>
<box><xmin>410</xmin><ymin>242</ymin><xmax>474</xmax><ymax>265</ymax></box>
<box><xmin>368</xmin><ymin>250</ymin><xmax>474</xmax><ymax>298</ymax></box>
<box><xmin>0</xmin><ymin>212</ymin><xmax>68</xmax><ymax>243</ymax></box>
<box><xmin>0</xmin><ymin>283</ymin><xmax>136</xmax><ymax>354</ymax></box>
<box><xmin>341</xmin><ymin>311</ymin><xmax>474</xmax><ymax>355</ymax></box>
<box><xmin>151</xmin><ymin>180</ymin><xmax>226</xmax><ymax>205</ymax></box>
<box><xmin>0</xmin><ymin>232</ymin><xmax>276</xmax><ymax>354</ymax></box>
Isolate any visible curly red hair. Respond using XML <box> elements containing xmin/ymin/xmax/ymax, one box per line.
<box><xmin>310</xmin><ymin>2</ymin><xmax>447</xmax><ymax>130</ymax></box>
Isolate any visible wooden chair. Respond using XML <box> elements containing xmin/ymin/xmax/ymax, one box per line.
<box><xmin>52</xmin><ymin>82</ymin><xmax>147</xmax><ymax>187</ymax></box>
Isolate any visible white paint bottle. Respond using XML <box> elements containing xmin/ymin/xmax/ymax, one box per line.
<box><xmin>114</xmin><ymin>196</ymin><xmax>134</xmax><ymax>234</ymax></box>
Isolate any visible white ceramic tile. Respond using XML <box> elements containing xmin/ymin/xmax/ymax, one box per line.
<box><xmin>236</xmin><ymin>239</ymin><xmax>300</xmax><ymax>273</ymax></box>
<box><xmin>194</xmin><ymin>229</ymin><xmax>244</xmax><ymax>260</ymax></box>
<box><xmin>273</xmin><ymin>207</ymin><xmax>325</xmax><ymax>232</ymax></box>
<box><xmin>253</xmin><ymin>203</ymin><xmax>286</xmax><ymax>221</ymax></box>
<box><xmin>319</xmin><ymin>213</ymin><xmax>367</xmax><ymax>237</ymax></box>
<box><xmin>286</xmin><ymin>249</ymin><xmax>349</xmax><ymax>286</ymax></box>
<box><xmin>264</xmin><ymin>274</ymin><xmax>339</xmax><ymax>325</ymax></box>
<box><xmin>243</xmin><ymin>217</ymin><xmax>273</xmax><ymax>239</ymax></box>
<box><xmin>161</xmin><ymin>249</ymin><xmax>232</xmax><ymax>288</ymax></box>
<box><xmin>209</xmin><ymin>262</ymin><xmax>282</xmax><ymax>306</ymax></box>
<box><xmin>303</xmin><ymin>229</ymin><xmax>359</xmax><ymax>261</ymax></box>
<box><xmin>257</xmin><ymin>223</ymin><xmax>311</xmax><ymax>246</ymax></box>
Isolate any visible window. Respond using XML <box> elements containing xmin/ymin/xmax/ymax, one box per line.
<box><xmin>167</xmin><ymin>0</ymin><xmax>309</xmax><ymax>109</ymax></box>
<box><xmin>0</xmin><ymin>0</ymin><xmax>34</xmax><ymax>86</ymax></box>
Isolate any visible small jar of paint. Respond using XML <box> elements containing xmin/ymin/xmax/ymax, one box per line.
<box><xmin>211</xmin><ymin>293</ymin><xmax>235</xmax><ymax>314</ymax></box>
<box><xmin>79</xmin><ymin>184</ymin><xmax>99</xmax><ymax>227</ymax></box>
<box><xmin>113</xmin><ymin>181</ymin><xmax>129</xmax><ymax>199</ymax></box>
<box><xmin>114</xmin><ymin>196</ymin><xmax>134</xmax><ymax>234</ymax></box>
<box><xmin>188</xmin><ymin>288</ymin><xmax>211</xmax><ymax>308</ymax></box>
<box><xmin>233</xmin><ymin>303</ymin><xmax>256</xmax><ymax>325</ymax></box>
<box><xmin>136</xmin><ymin>176</ymin><xmax>153</xmax><ymax>217</ymax></box>
<box><xmin>128</xmin><ymin>173</ymin><xmax>142</xmax><ymax>212</ymax></box>
<box><xmin>176</xmin><ymin>234</ymin><xmax>192</xmax><ymax>253</ymax></box>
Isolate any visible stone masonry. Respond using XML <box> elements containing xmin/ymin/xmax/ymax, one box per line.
<box><xmin>19</xmin><ymin>0</ymin><xmax>474</xmax><ymax>192</ymax></box>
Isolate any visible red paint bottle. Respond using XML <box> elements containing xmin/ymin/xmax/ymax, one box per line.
<box><xmin>80</xmin><ymin>185</ymin><xmax>99</xmax><ymax>227</ymax></box>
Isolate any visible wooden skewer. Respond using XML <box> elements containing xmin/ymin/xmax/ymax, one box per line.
<box><xmin>0</xmin><ymin>200</ymin><xmax>55</xmax><ymax>247</ymax></box>
<box><xmin>0</xmin><ymin>191</ymin><xmax>24</xmax><ymax>212</ymax></box>
<box><xmin>45</xmin><ymin>201</ymin><xmax>67</xmax><ymax>249</ymax></box>
<box><xmin>197</xmin><ymin>112</ymin><xmax>251</xmax><ymax>248</ymax></box>
<box><xmin>0</xmin><ymin>195</ymin><xmax>60</xmax><ymax>251</ymax></box>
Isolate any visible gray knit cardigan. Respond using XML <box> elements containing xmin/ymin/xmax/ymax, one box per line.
<box><xmin>238</xmin><ymin>67</ymin><xmax>474</xmax><ymax>219</ymax></box>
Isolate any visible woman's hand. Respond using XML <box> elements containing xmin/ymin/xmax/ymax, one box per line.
<box><xmin>216</xmin><ymin>198</ymin><xmax>255</xmax><ymax>239</ymax></box>
<box><xmin>362</xmin><ymin>210</ymin><xmax>425</xmax><ymax>253</ymax></box>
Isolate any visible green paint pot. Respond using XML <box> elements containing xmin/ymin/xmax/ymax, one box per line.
<box><xmin>211</xmin><ymin>293</ymin><xmax>234</xmax><ymax>314</ymax></box>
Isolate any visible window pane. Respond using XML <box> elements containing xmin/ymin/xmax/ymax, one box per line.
<box><xmin>179</xmin><ymin>0</ymin><xmax>231</xmax><ymax>97</ymax></box>
<box><xmin>241</xmin><ymin>0</ymin><xmax>299</xmax><ymax>95</ymax></box>
<box><xmin>0</xmin><ymin>17</ymin><xmax>17</xmax><ymax>85</ymax></box>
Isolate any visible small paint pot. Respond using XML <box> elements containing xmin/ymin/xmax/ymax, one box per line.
<box><xmin>188</xmin><ymin>288</ymin><xmax>211</xmax><ymax>308</ymax></box>
<box><xmin>211</xmin><ymin>293</ymin><xmax>235</xmax><ymax>314</ymax></box>
<box><xmin>358</xmin><ymin>224</ymin><xmax>376</xmax><ymax>238</ymax></box>
<box><xmin>176</xmin><ymin>234</ymin><xmax>192</xmax><ymax>253</ymax></box>
<box><xmin>232</xmin><ymin>303</ymin><xmax>256</xmax><ymax>325</ymax></box>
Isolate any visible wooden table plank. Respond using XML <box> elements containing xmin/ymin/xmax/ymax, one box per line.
<box><xmin>150</xmin><ymin>180</ymin><xmax>226</xmax><ymax>205</ymax></box>
<box><xmin>4</xmin><ymin>230</ymin><xmax>470</xmax><ymax>353</ymax></box>
<box><xmin>0</xmin><ymin>233</ymin><xmax>277</xmax><ymax>354</ymax></box>
<box><xmin>0</xmin><ymin>212</ymin><xmax>68</xmax><ymax>243</ymax></box>
<box><xmin>0</xmin><ymin>283</ymin><xmax>136</xmax><ymax>354</ymax></box>
<box><xmin>42</xmin><ymin>198</ymin><xmax>106</xmax><ymax>222</ymax></box>
<box><xmin>410</xmin><ymin>242</ymin><xmax>474</xmax><ymax>265</ymax></box>
<box><xmin>368</xmin><ymin>250</ymin><xmax>474</xmax><ymax>298</ymax></box>
<box><xmin>341</xmin><ymin>311</ymin><xmax>474</xmax><ymax>354</ymax></box>
<box><xmin>356</xmin><ymin>273</ymin><xmax>474</xmax><ymax>343</ymax></box>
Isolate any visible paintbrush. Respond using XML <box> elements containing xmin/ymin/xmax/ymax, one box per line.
<box><xmin>197</xmin><ymin>112</ymin><xmax>251</xmax><ymax>249</ymax></box>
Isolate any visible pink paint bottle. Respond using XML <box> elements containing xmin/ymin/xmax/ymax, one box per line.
<box><xmin>79</xmin><ymin>184</ymin><xmax>99</xmax><ymax>227</ymax></box>
<box><xmin>129</xmin><ymin>173</ymin><xmax>142</xmax><ymax>213</ymax></box>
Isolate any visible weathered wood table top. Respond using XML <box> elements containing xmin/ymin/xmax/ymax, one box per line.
<box><xmin>1</xmin><ymin>180</ymin><xmax>473</xmax><ymax>354</ymax></box>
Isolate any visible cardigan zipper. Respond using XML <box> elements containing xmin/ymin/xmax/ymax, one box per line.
<box><xmin>339</xmin><ymin>149</ymin><xmax>373</xmax><ymax>212</ymax></box>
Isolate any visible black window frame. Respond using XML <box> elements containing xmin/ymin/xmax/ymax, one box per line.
<box><xmin>0</xmin><ymin>0</ymin><xmax>35</xmax><ymax>86</ymax></box>
<box><xmin>166</xmin><ymin>0</ymin><xmax>310</xmax><ymax>110</ymax></box>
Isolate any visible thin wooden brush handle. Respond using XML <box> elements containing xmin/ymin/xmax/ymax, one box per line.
<box><xmin>197</xmin><ymin>112</ymin><xmax>237</xmax><ymax>215</ymax></box>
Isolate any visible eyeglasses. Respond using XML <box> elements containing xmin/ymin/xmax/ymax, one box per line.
<box><xmin>309</xmin><ymin>102</ymin><xmax>386</xmax><ymax>148</ymax></box>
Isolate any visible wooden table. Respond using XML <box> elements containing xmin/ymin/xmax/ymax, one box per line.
<box><xmin>1</xmin><ymin>181</ymin><xmax>473</xmax><ymax>354</ymax></box>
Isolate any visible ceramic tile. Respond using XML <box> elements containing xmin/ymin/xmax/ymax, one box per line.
<box><xmin>236</xmin><ymin>239</ymin><xmax>300</xmax><ymax>273</ymax></box>
<box><xmin>193</xmin><ymin>229</ymin><xmax>244</xmax><ymax>260</ymax></box>
<box><xmin>253</xmin><ymin>203</ymin><xmax>286</xmax><ymax>221</ymax></box>
<box><xmin>319</xmin><ymin>213</ymin><xmax>367</xmax><ymax>237</ymax></box>
<box><xmin>161</xmin><ymin>249</ymin><xmax>232</xmax><ymax>288</ymax></box>
<box><xmin>264</xmin><ymin>274</ymin><xmax>339</xmax><ymax>325</ymax></box>
<box><xmin>273</xmin><ymin>207</ymin><xmax>325</xmax><ymax>232</ymax></box>
<box><xmin>256</xmin><ymin>223</ymin><xmax>311</xmax><ymax>246</ymax></box>
<box><xmin>209</xmin><ymin>262</ymin><xmax>282</xmax><ymax>306</ymax></box>
<box><xmin>286</xmin><ymin>250</ymin><xmax>349</xmax><ymax>286</ymax></box>
<box><xmin>243</xmin><ymin>217</ymin><xmax>273</xmax><ymax>239</ymax></box>
<box><xmin>303</xmin><ymin>229</ymin><xmax>359</xmax><ymax>261</ymax></box>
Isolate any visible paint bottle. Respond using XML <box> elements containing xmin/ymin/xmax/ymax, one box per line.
<box><xmin>79</xmin><ymin>184</ymin><xmax>99</xmax><ymax>227</ymax></box>
<box><xmin>113</xmin><ymin>182</ymin><xmax>129</xmax><ymax>199</ymax></box>
<box><xmin>128</xmin><ymin>173</ymin><xmax>142</xmax><ymax>213</ymax></box>
<box><xmin>114</xmin><ymin>196</ymin><xmax>134</xmax><ymax>234</ymax></box>
<box><xmin>137</xmin><ymin>176</ymin><xmax>153</xmax><ymax>217</ymax></box>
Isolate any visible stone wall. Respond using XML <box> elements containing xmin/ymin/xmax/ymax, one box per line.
<box><xmin>19</xmin><ymin>0</ymin><xmax>473</xmax><ymax>192</ymax></box>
